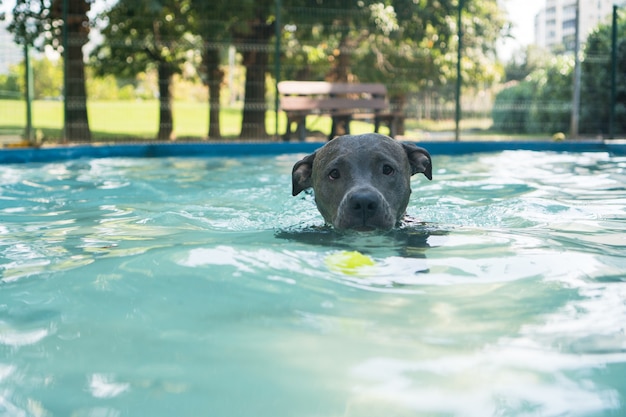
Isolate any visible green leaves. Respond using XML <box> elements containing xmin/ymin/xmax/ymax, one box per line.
<box><xmin>580</xmin><ymin>11</ymin><xmax>626</xmax><ymax>135</ymax></box>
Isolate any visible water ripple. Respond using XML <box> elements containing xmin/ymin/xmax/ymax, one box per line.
<box><xmin>1</xmin><ymin>152</ymin><xmax>626</xmax><ymax>417</ymax></box>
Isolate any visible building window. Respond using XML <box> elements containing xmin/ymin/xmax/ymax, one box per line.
<box><xmin>563</xmin><ymin>19</ymin><xmax>576</xmax><ymax>30</ymax></box>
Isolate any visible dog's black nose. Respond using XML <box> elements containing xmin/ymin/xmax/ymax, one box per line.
<box><xmin>349</xmin><ymin>191</ymin><xmax>379</xmax><ymax>220</ymax></box>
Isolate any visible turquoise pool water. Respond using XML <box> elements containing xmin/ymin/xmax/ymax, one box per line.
<box><xmin>1</xmin><ymin>150</ymin><xmax>625</xmax><ymax>416</ymax></box>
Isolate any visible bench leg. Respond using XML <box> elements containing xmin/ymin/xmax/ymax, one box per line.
<box><xmin>330</xmin><ymin>116</ymin><xmax>351</xmax><ymax>140</ymax></box>
<box><xmin>374</xmin><ymin>115</ymin><xmax>397</xmax><ymax>138</ymax></box>
<box><xmin>330</xmin><ymin>117</ymin><xmax>337</xmax><ymax>140</ymax></box>
<box><xmin>296</xmin><ymin>119</ymin><xmax>306</xmax><ymax>142</ymax></box>
<box><xmin>283</xmin><ymin>115</ymin><xmax>307</xmax><ymax>142</ymax></box>
<box><xmin>389</xmin><ymin>117</ymin><xmax>397</xmax><ymax>138</ymax></box>
<box><xmin>283</xmin><ymin>118</ymin><xmax>292</xmax><ymax>141</ymax></box>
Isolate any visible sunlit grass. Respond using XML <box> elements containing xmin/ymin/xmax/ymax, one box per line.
<box><xmin>2</xmin><ymin>99</ymin><xmax>524</xmax><ymax>142</ymax></box>
<box><xmin>0</xmin><ymin>99</ymin><xmax>390</xmax><ymax>141</ymax></box>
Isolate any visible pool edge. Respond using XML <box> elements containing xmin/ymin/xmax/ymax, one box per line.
<box><xmin>1</xmin><ymin>140</ymin><xmax>625</xmax><ymax>163</ymax></box>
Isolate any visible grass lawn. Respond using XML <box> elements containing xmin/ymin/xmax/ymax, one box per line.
<box><xmin>0</xmin><ymin>99</ymin><xmax>390</xmax><ymax>142</ymax></box>
<box><xmin>0</xmin><ymin>99</ymin><xmax>248</xmax><ymax>140</ymax></box>
<box><xmin>2</xmin><ymin>99</ymin><xmax>526</xmax><ymax>142</ymax></box>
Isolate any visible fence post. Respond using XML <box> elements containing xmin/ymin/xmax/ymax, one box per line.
<box><xmin>570</xmin><ymin>0</ymin><xmax>581</xmax><ymax>139</ymax></box>
<box><xmin>609</xmin><ymin>5</ymin><xmax>618</xmax><ymax>139</ymax></box>
<box><xmin>62</xmin><ymin>0</ymin><xmax>69</xmax><ymax>143</ymax></box>
<box><xmin>24</xmin><ymin>44</ymin><xmax>34</xmax><ymax>143</ymax></box>
<box><xmin>455</xmin><ymin>0</ymin><xmax>463</xmax><ymax>142</ymax></box>
<box><xmin>274</xmin><ymin>0</ymin><xmax>282</xmax><ymax>140</ymax></box>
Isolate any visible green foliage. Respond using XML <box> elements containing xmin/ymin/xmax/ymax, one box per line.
<box><xmin>580</xmin><ymin>11</ymin><xmax>626</xmax><ymax>135</ymax></box>
<box><xmin>279</xmin><ymin>0</ymin><xmax>506</xmax><ymax>98</ymax></box>
<box><xmin>1</xmin><ymin>0</ymin><xmax>51</xmax><ymax>47</ymax></box>
<box><xmin>0</xmin><ymin>57</ymin><xmax>63</xmax><ymax>99</ymax></box>
<box><xmin>504</xmin><ymin>45</ymin><xmax>556</xmax><ymax>82</ymax></box>
<box><xmin>492</xmin><ymin>81</ymin><xmax>533</xmax><ymax>133</ymax></box>
<box><xmin>0</xmin><ymin>0</ymin><xmax>519</xmax><ymax>138</ymax></box>
<box><xmin>2</xmin><ymin>0</ymin><xmax>93</xmax><ymax>140</ymax></box>
<box><xmin>493</xmin><ymin>55</ymin><xmax>573</xmax><ymax>134</ymax></box>
<box><xmin>32</xmin><ymin>57</ymin><xmax>64</xmax><ymax>99</ymax></box>
<box><xmin>495</xmin><ymin>11</ymin><xmax>625</xmax><ymax>137</ymax></box>
<box><xmin>0</xmin><ymin>72</ymin><xmax>21</xmax><ymax>98</ymax></box>
<box><xmin>91</xmin><ymin>0</ymin><xmax>199</xmax><ymax>78</ymax></box>
<box><xmin>87</xmin><ymin>72</ymin><xmax>122</xmax><ymax>100</ymax></box>
<box><xmin>526</xmin><ymin>55</ymin><xmax>573</xmax><ymax>134</ymax></box>
<box><xmin>0</xmin><ymin>55</ymin><xmax>217</xmax><ymax>102</ymax></box>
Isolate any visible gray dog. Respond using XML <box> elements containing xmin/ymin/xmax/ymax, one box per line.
<box><xmin>292</xmin><ymin>133</ymin><xmax>432</xmax><ymax>231</ymax></box>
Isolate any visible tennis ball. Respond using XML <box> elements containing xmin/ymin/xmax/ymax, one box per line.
<box><xmin>552</xmin><ymin>132</ymin><xmax>566</xmax><ymax>141</ymax></box>
<box><xmin>325</xmin><ymin>250</ymin><xmax>376</xmax><ymax>275</ymax></box>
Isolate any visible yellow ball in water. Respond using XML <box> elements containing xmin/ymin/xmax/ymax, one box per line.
<box><xmin>325</xmin><ymin>250</ymin><xmax>376</xmax><ymax>275</ymax></box>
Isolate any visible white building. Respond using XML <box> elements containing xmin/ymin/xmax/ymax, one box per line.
<box><xmin>534</xmin><ymin>0</ymin><xmax>623</xmax><ymax>52</ymax></box>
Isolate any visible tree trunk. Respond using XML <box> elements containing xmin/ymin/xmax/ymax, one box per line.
<box><xmin>157</xmin><ymin>63</ymin><xmax>174</xmax><ymax>140</ymax></box>
<box><xmin>240</xmin><ymin>48</ymin><xmax>269</xmax><ymax>138</ymax></box>
<box><xmin>391</xmin><ymin>93</ymin><xmax>407</xmax><ymax>135</ymax></box>
<box><xmin>235</xmin><ymin>17</ymin><xmax>274</xmax><ymax>139</ymax></box>
<box><xmin>326</xmin><ymin>31</ymin><xmax>351</xmax><ymax>83</ymax></box>
<box><xmin>204</xmin><ymin>47</ymin><xmax>223</xmax><ymax>139</ymax></box>
<box><xmin>62</xmin><ymin>0</ymin><xmax>91</xmax><ymax>141</ymax></box>
<box><xmin>326</xmin><ymin>30</ymin><xmax>352</xmax><ymax>137</ymax></box>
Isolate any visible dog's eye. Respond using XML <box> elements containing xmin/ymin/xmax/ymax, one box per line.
<box><xmin>382</xmin><ymin>164</ymin><xmax>395</xmax><ymax>175</ymax></box>
<box><xmin>328</xmin><ymin>169</ymin><xmax>340</xmax><ymax>180</ymax></box>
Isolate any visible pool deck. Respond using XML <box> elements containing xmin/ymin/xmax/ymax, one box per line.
<box><xmin>1</xmin><ymin>139</ymin><xmax>626</xmax><ymax>163</ymax></box>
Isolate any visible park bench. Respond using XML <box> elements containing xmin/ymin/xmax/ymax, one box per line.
<box><xmin>277</xmin><ymin>81</ymin><xmax>401</xmax><ymax>141</ymax></box>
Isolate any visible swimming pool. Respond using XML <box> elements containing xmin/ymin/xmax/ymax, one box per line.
<box><xmin>1</xmin><ymin>147</ymin><xmax>625</xmax><ymax>416</ymax></box>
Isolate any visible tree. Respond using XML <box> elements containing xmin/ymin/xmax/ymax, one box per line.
<box><xmin>216</xmin><ymin>0</ymin><xmax>375</xmax><ymax>138</ymax></box>
<box><xmin>280</xmin><ymin>0</ymin><xmax>507</xmax><ymax>133</ymax></box>
<box><xmin>1</xmin><ymin>0</ymin><xmax>92</xmax><ymax>141</ymax></box>
<box><xmin>504</xmin><ymin>45</ymin><xmax>555</xmax><ymax>82</ymax></box>
<box><xmin>492</xmin><ymin>55</ymin><xmax>573</xmax><ymax>134</ymax></box>
<box><xmin>580</xmin><ymin>12</ymin><xmax>626</xmax><ymax>136</ymax></box>
<box><xmin>0</xmin><ymin>71</ymin><xmax>21</xmax><ymax>98</ymax></box>
<box><xmin>189</xmin><ymin>0</ymin><xmax>231</xmax><ymax>139</ymax></box>
<box><xmin>492</xmin><ymin>81</ymin><xmax>533</xmax><ymax>132</ymax></box>
<box><xmin>92</xmin><ymin>0</ymin><xmax>198</xmax><ymax>140</ymax></box>
<box><xmin>276</xmin><ymin>0</ymin><xmax>379</xmax><ymax>136</ymax></box>
<box><xmin>528</xmin><ymin>56</ymin><xmax>574</xmax><ymax>134</ymax></box>
<box><xmin>280</xmin><ymin>0</ymin><xmax>380</xmax><ymax>83</ymax></box>
<box><xmin>0</xmin><ymin>57</ymin><xmax>63</xmax><ymax>99</ymax></box>
<box><xmin>229</xmin><ymin>0</ymin><xmax>277</xmax><ymax>138</ymax></box>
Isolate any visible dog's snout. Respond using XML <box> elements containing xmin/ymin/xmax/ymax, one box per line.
<box><xmin>349</xmin><ymin>191</ymin><xmax>380</xmax><ymax>219</ymax></box>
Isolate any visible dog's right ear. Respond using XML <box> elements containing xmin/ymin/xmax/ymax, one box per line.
<box><xmin>402</xmin><ymin>143</ymin><xmax>433</xmax><ymax>180</ymax></box>
<box><xmin>292</xmin><ymin>152</ymin><xmax>316</xmax><ymax>196</ymax></box>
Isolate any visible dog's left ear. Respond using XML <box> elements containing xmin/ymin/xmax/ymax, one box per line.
<box><xmin>292</xmin><ymin>152</ymin><xmax>316</xmax><ymax>196</ymax></box>
<box><xmin>402</xmin><ymin>143</ymin><xmax>432</xmax><ymax>180</ymax></box>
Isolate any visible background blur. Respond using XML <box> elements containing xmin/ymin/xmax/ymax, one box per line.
<box><xmin>0</xmin><ymin>0</ymin><xmax>624</xmax><ymax>143</ymax></box>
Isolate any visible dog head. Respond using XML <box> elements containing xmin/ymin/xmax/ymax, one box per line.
<box><xmin>292</xmin><ymin>133</ymin><xmax>432</xmax><ymax>231</ymax></box>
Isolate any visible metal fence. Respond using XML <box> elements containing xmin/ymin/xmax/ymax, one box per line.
<box><xmin>0</xmin><ymin>1</ymin><xmax>623</xmax><ymax>144</ymax></box>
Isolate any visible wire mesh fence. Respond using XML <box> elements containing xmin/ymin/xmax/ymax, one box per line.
<box><xmin>0</xmin><ymin>0</ymin><xmax>624</xmax><ymax>144</ymax></box>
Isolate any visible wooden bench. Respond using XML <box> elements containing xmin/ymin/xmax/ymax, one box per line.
<box><xmin>277</xmin><ymin>81</ymin><xmax>400</xmax><ymax>141</ymax></box>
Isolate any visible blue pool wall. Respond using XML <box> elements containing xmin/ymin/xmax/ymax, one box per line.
<box><xmin>1</xmin><ymin>140</ymin><xmax>626</xmax><ymax>163</ymax></box>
